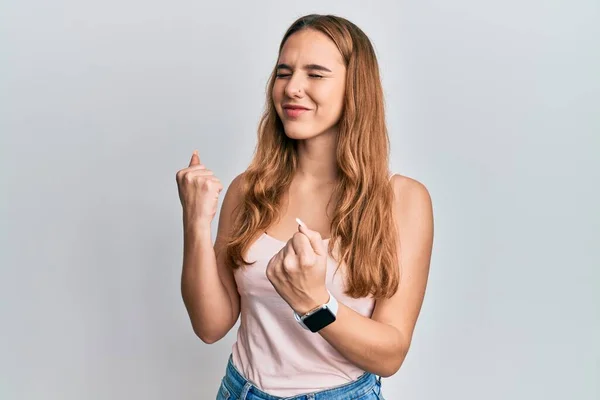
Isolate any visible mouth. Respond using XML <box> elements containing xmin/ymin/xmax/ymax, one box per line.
<box><xmin>282</xmin><ymin>104</ymin><xmax>311</xmax><ymax>118</ymax></box>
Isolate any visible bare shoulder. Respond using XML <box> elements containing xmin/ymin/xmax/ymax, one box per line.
<box><xmin>228</xmin><ymin>171</ymin><xmax>246</xmax><ymax>197</ymax></box>
<box><xmin>218</xmin><ymin>172</ymin><xmax>246</xmax><ymax>222</ymax></box>
<box><xmin>215</xmin><ymin>172</ymin><xmax>246</xmax><ymax>244</ymax></box>
<box><xmin>390</xmin><ymin>174</ymin><xmax>432</xmax><ymax>210</ymax></box>
<box><xmin>389</xmin><ymin>173</ymin><xmax>434</xmax><ymax>245</ymax></box>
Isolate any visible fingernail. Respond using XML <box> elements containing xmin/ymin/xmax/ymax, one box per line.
<box><xmin>295</xmin><ymin>217</ymin><xmax>307</xmax><ymax>228</ymax></box>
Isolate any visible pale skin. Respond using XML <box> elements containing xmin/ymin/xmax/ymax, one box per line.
<box><xmin>263</xmin><ymin>29</ymin><xmax>434</xmax><ymax>378</ymax></box>
<box><xmin>263</xmin><ymin>175</ymin><xmax>433</xmax><ymax>378</ymax></box>
<box><xmin>181</xmin><ymin>28</ymin><xmax>434</xmax><ymax>378</ymax></box>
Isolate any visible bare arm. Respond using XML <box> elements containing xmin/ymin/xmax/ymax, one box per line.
<box><xmin>181</xmin><ymin>173</ymin><xmax>243</xmax><ymax>343</ymax></box>
<box><xmin>317</xmin><ymin>176</ymin><xmax>434</xmax><ymax>377</ymax></box>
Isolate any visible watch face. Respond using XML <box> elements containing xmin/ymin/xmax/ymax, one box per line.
<box><xmin>302</xmin><ymin>307</ymin><xmax>336</xmax><ymax>333</ymax></box>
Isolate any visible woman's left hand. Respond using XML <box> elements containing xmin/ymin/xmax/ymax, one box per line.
<box><xmin>266</xmin><ymin>222</ymin><xmax>330</xmax><ymax>315</ymax></box>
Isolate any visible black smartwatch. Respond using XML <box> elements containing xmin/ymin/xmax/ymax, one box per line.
<box><xmin>293</xmin><ymin>291</ymin><xmax>339</xmax><ymax>333</ymax></box>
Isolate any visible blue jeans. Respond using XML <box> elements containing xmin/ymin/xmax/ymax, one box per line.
<box><xmin>216</xmin><ymin>354</ymin><xmax>385</xmax><ymax>400</ymax></box>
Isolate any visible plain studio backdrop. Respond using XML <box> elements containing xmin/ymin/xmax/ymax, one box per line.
<box><xmin>1</xmin><ymin>1</ymin><xmax>598</xmax><ymax>399</ymax></box>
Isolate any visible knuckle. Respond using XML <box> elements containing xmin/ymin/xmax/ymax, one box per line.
<box><xmin>265</xmin><ymin>265</ymin><xmax>274</xmax><ymax>280</ymax></box>
<box><xmin>183</xmin><ymin>173</ymin><xmax>195</xmax><ymax>184</ymax></box>
<box><xmin>283</xmin><ymin>254</ymin><xmax>296</xmax><ymax>269</ymax></box>
<box><xmin>297</xmin><ymin>254</ymin><xmax>309</xmax><ymax>267</ymax></box>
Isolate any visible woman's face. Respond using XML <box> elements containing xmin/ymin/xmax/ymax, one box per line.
<box><xmin>273</xmin><ymin>29</ymin><xmax>347</xmax><ymax>140</ymax></box>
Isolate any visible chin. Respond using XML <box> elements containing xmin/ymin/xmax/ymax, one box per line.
<box><xmin>282</xmin><ymin>123</ymin><xmax>332</xmax><ymax>140</ymax></box>
<box><xmin>282</xmin><ymin>125</ymin><xmax>314</xmax><ymax>139</ymax></box>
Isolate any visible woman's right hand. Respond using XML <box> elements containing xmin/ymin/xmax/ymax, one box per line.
<box><xmin>176</xmin><ymin>150</ymin><xmax>223</xmax><ymax>228</ymax></box>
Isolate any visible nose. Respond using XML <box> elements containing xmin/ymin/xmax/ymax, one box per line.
<box><xmin>284</xmin><ymin>72</ymin><xmax>305</xmax><ymax>98</ymax></box>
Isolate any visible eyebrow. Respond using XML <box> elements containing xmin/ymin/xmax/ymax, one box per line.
<box><xmin>276</xmin><ymin>63</ymin><xmax>332</xmax><ymax>73</ymax></box>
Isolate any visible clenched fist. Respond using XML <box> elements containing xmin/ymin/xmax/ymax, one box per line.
<box><xmin>176</xmin><ymin>150</ymin><xmax>223</xmax><ymax>228</ymax></box>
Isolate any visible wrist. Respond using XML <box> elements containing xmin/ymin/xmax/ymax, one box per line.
<box><xmin>295</xmin><ymin>289</ymin><xmax>331</xmax><ymax>315</ymax></box>
<box><xmin>183</xmin><ymin>221</ymin><xmax>212</xmax><ymax>240</ymax></box>
<box><xmin>183</xmin><ymin>210</ymin><xmax>212</xmax><ymax>229</ymax></box>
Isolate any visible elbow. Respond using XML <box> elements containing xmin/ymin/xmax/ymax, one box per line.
<box><xmin>199</xmin><ymin>335</ymin><xmax>219</xmax><ymax>344</ymax></box>
<box><xmin>195</xmin><ymin>330</ymin><xmax>221</xmax><ymax>344</ymax></box>
<box><xmin>379</xmin><ymin>337</ymin><xmax>410</xmax><ymax>377</ymax></box>
<box><xmin>380</xmin><ymin>362</ymin><xmax>401</xmax><ymax>378</ymax></box>
<box><xmin>189</xmin><ymin>313</ymin><xmax>237</xmax><ymax>344</ymax></box>
<box><xmin>192</xmin><ymin>324</ymin><xmax>223</xmax><ymax>344</ymax></box>
<box><xmin>379</xmin><ymin>355</ymin><xmax>404</xmax><ymax>378</ymax></box>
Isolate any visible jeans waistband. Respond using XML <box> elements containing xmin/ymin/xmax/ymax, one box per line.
<box><xmin>222</xmin><ymin>353</ymin><xmax>381</xmax><ymax>399</ymax></box>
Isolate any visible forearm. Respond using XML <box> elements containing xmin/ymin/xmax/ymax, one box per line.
<box><xmin>180</xmin><ymin>224</ymin><xmax>232</xmax><ymax>342</ymax></box>
<box><xmin>318</xmin><ymin>301</ymin><xmax>408</xmax><ymax>377</ymax></box>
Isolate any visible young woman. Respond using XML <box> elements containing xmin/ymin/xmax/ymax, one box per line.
<box><xmin>177</xmin><ymin>14</ymin><xmax>434</xmax><ymax>400</ymax></box>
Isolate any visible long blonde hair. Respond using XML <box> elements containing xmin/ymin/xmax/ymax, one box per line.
<box><xmin>224</xmin><ymin>14</ymin><xmax>400</xmax><ymax>299</ymax></box>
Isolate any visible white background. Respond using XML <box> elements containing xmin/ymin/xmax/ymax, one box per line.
<box><xmin>1</xmin><ymin>1</ymin><xmax>598</xmax><ymax>399</ymax></box>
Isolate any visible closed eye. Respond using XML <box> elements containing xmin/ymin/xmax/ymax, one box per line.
<box><xmin>275</xmin><ymin>73</ymin><xmax>324</xmax><ymax>79</ymax></box>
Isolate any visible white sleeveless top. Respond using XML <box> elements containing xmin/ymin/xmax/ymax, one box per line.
<box><xmin>230</xmin><ymin>173</ymin><xmax>395</xmax><ymax>396</ymax></box>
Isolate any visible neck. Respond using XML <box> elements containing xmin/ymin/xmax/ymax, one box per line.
<box><xmin>295</xmin><ymin>127</ymin><xmax>338</xmax><ymax>185</ymax></box>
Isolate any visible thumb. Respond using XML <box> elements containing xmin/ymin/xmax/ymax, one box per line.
<box><xmin>296</xmin><ymin>218</ymin><xmax>327</xmax><ymax>256</ymax></box>
<box><xmin>189</xmin><ymin>150</ymin><xmax>201</xmax><ymax>167</ymax></box>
